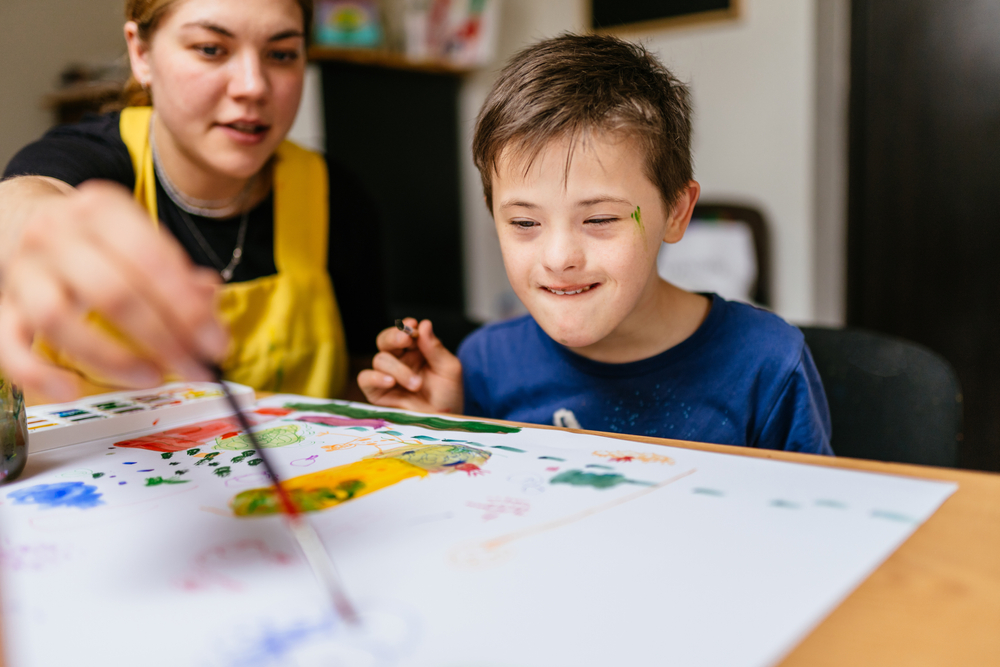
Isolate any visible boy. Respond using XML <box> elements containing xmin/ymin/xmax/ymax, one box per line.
<box><xmin>359</xmin><ymin>34</ymin><xmax>832</xmax><ymax>454</ymax></box>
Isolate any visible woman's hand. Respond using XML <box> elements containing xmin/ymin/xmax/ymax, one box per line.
<box><xmin>358</xmin><ymin>318</ymin><xmax>463</xmax><ymax>414</ymax></box>
<box><xmin>0</xmin><ymin>178</ymin><xmax>229</xmax><ymax>401</ymax></box>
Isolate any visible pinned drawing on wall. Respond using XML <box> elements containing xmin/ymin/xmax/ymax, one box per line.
<box><xmin>0</xmin><ymin>393</ymin><xmax>957</xmax><ymax>667</ymax></box>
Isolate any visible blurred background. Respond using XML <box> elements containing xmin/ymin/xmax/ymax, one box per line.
<box><xmin>2</xmin><ymin>0</ymin><xmax>999</xmax><ymax>472</ymax></box>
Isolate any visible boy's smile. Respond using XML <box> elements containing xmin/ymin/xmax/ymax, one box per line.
<box><xmin>492</xmin><ymin>132</ymin><xmax>707</xmax><ymax>363</ymax></box>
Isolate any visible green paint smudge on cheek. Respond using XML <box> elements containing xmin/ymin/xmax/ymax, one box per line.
<box><xmin>631</xmin><ymin>205</ymin><xmax>644</xmax><ymax>232</ymax></box>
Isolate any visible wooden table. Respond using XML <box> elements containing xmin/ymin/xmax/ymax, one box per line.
<box><xmin>9</xmin><ymin>398</ymin><xmax>1000</xmax><ymax>665</ymax></box>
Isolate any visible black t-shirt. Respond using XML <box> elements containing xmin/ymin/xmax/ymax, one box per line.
<box><xmin>3</xmin><ymin>112</ymin><xmax>386</xmax><ymax>355</ymax></box>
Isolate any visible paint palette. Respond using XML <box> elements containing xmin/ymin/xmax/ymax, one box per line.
<box><xmin>24</xmin><ymin>382</ymin><xmax>255</xmax><ymax>453</ymax></box>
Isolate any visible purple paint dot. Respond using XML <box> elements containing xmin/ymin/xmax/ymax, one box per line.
<box><xmin>118</xmin><ymin>481</ymin><xmax>126</xmax><ymax>485</ymax></box>
<box><xmin>110</xmin><ymin>475</ymin><xmax>116</xmax><ymax>478</ymax></box>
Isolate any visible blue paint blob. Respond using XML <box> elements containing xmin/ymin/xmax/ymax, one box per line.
<box><xmin>138</xmin><ymin>469</ymin><xmax>154</xmax><ymax>472</ymax></box>
<box><xmin>119</xmin><ymin>481</ymin><xmax>127</xmax><ymax>485</ymax></box>
<box><xmin>8</xmin><ymin>482</ymin><xmax>104</xmax><ymax>509</ymax></box>
<box><xmin>123</xmin><ymin>462</ymin><xmax>137</xmax><ymax>465</ymax></box>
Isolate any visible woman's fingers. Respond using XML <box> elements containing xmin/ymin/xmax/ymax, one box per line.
<box><xmin>0</xmin><ymin>295</ymin><xmax>81</xmax><ymax>401</ymax></box>
<box><xmin>75</xmin><ymin>182</ymin><xmax>228</xmax><ymax>365</ymax></box>
<box><xmin>3</xmin><ymin>255</ymin><xmax>163</xmax><ymax>389</ymax></box>
<box><xmin>46</xmin><ymin>226</ymin><xmax>209</xmax><ymax>380</ymax></box>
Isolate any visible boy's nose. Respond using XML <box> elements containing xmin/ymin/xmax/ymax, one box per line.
<box><xmin>540</xmin><ymin>226</ymin><xmax>585</xmax><ymax>273</ymax></box>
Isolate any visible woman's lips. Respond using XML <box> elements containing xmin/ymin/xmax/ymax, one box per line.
<box><xmin>216</xmin><ymin>121</ymin><xmax>270</xmax><ymax>145</ymax></box>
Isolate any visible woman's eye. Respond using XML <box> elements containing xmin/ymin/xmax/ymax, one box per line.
<box><xmin>586</xmin><ymin>217</ymin><xmax>618</xmax><ymax>225</ymax></box>
<box><xmin>511</xmin><ymin>219</ymin><xmax>537</xmax><ymax>229</ymax></box>
<box><xmin>269</xmin><ymin>49</ymin><xmax>300</xmax><ymax>63</ymax></box>
<box><xmin>196</xmin><ymin>44</ymin><xmax>223</xmax><ymax>57</ymax></box>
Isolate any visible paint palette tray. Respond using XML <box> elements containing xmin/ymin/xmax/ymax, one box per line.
<box><xmin>25</xmin><ymin>382</ymin><xmax>255</xmax><ymax>453</ymax></box>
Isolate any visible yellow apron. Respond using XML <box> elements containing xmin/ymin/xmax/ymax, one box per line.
<box><xmin>110</xmin><ymin>107</ymin><xmax>347</xmax><ymax>397</ymax></box>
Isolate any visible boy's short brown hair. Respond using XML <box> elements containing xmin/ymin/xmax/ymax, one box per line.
<box><xmin>473</xmin><ymin>33</ymin><xmax>692</xmax><ymax>212</ymax></box>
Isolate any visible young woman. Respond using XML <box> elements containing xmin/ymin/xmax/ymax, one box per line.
<box><xmin>0</xmin><ymin>0</ymin><xmax>384</xmax><ymax>401</ymax></box>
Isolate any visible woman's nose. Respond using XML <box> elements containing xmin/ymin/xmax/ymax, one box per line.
<box><xmin>228</xmin><ymin>49</ymin><xmax>268</xmax><ymax>100</ymax></box>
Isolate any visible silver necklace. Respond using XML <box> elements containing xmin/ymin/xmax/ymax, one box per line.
<box><xmin>150</xmin><ymin>126</ymin><xmax>255</xmax><ymax>282</ymax></box>
<box><xmin>152</xmin><ymin>145</ymin><xmax>247</xmax><ymax>219</ymax></box>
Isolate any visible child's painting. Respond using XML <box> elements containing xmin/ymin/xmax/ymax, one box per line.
<box><xmin>0</xmin><ymin>395</ymin><xmax>955</xmax><ymax>667</ymax></box>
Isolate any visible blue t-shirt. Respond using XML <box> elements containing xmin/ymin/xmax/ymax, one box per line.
<box><xmin>458</xmin><ymin>295</ymin><xmax>832</xmax><ymax>454</ymax></box>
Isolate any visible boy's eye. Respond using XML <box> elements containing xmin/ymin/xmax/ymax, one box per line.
<box><xmin>585</xmin><ymin>217</ymin><xmax>618</xmax><ymax>225</ymax></box>
<box><xmin>510</xmin><ymin>219</ymin><xmax>538</xmax><ymax>229</ymax></box>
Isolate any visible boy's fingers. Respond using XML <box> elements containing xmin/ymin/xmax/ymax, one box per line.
<box><xmin>375</xmin><ymin>325</ymin><xmax>417</xmax><ymax>354</ymax></box>
<box><xmin>417</xmin><ymin>320</ymin><xmax>461</xmax><ymax>377</ymax></box>
<box><xmin>372</xmin><ymin>351</ymin><xmax>423</xmax><ymax>391</ymax></box>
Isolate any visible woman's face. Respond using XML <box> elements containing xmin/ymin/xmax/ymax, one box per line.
<box><xmin>128</xmin><ymin>0</ymin><xmax>306</xmax><ymax>183</ymax></box>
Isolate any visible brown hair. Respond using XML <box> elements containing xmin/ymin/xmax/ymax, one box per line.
<box><xmin>472</xmin><ymin>33</ymin><xmax>693</xmax><ymax>212</ymax></box>
<box><xmin>120</xmin><ymin>0</ymin><xmax>314</xmax><ymax>107</ymax></box>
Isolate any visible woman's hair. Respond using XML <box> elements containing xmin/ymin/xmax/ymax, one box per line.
<box><xmin>120</xmin><ymin>0</ymin><xmax>314</xmax><ymax>107</ymax></box>
<box><xmin>472</xmin><ymin>33</ymin><xmax>693</xmax><ymax>213</ymax></box>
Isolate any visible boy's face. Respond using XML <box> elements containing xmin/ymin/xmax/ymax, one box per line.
<box><xmin>492</xmin><ymin>132</ymin><xmax>696</xmax><ymax>352</ymax></box>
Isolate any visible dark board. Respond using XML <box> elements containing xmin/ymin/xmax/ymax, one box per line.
<box><xmin>848</xmin><ymin>0</ymin><xmax>1000</xmax><ymax>471</ymax></box>
<box><xmin>592</xmin><ymin>0</ymin><xmax>736</xmax><ymax>31</ymax></box>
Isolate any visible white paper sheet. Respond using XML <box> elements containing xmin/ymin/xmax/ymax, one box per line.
<box><xmin>0</xmin><ymin>396</ymin><xmax>956</xmax><ymax>667</ymax></box>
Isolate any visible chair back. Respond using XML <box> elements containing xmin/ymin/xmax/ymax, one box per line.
<box><xmin>800</xmin><ymin>326</ymin><xmax>962</xmax><ymax>467</ymax></box>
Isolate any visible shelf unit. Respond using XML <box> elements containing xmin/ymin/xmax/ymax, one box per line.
<box><xmin>308</xmin><ymin>46</ymin><xmax>474</xmax><ymax>76</ymax></box>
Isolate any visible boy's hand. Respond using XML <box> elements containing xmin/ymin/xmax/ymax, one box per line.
<box><xmin>358</xmin><ymin>318</ymin><xmax>463</xmax><ymax>414</ymax></box>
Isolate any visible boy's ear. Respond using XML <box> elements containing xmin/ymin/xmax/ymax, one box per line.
<box><xmin>662</xmin><ymin>180</ymin><xmax>701</xmax><ymax>244</ymax></box>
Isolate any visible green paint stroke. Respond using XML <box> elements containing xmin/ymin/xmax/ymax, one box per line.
<box><xmin>550</xmin><ymin>470</ymin><xmax>653</xmax><ymax>490</ymax></box>
<box><xmin>186</xmin><ymin>448</ymin><xmax>200</xmax><ymax>456</ymax></box>
<box><xmin>214</xmin><ymin>466</ymin><xmax>231</xmax><ymax>478</ymax></box>
<box><xmin>631</xmin><ymin>205</ymin><xmax>644</xmax><ymax>232</ymax></box>
<box><xmin>161</xmin><ymin>452</ymin><xmax>173</xmax><ymax>460</ymax></box>
<box><xmin>491</xmin><ymin>445</ymin><xmax>525</xmax><ymax>453</ymax></box>
<box><xmin>770</xmin><ymin>499</ymin><xmax>801</xmax><ymax>509</ymax></box>
<box><xmin>92</xmin><ymin>472</ymin><xmax>105</xmax><ymax>479</ymax></box>
<box><xmin>586</xmin><ymin>464</ymin><xmax>613</xmax><ymax>470</ymax></box>
<box><xmin>815</xmin><ymin>499</ymin><xmax>847</xmax><ymax>509</ymax></box>
<box><xmin>692</xmin><ymin>487</ymin><xmax>724</xmax><ymax>496</ymax></box>
<box><xmin>248</xmin><ymin>458</ymin><xmax>264</xmax><ymax>467</ymax></box>
<box><xmin>538</xmin><ymin>456</ymin><xmax>565</xmax><ymax>461</ymax></box>
<box><xmin>285</xmin><ymin>402</ymin><xmax>521</xmax><ymax>434</ymax></box>
<box><xmin>145</xmin><ymin>476</ymin><xmax>189</xmax><ymax>486</ymax></box>
<box><xmin>871</xmin><ymin>509</ymin><xmax>916</xmax><ymax>523</ymax></box>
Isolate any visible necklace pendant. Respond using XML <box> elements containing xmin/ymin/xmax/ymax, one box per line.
<box><xmin>221</xmin><ymin>267</ymin><xmax>234</xmax><ymax>282</ymax></box>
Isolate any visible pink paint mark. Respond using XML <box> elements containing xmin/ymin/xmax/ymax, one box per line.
<box><xmin>114</xmin><ymin>414</ymin><xmax>277</xmax><ymax>452</ymax></box>
<box><xmin>465</xmin><ymin>496</ymin><xmax>530</xmax><ymax>521</ymax></box>
<box><xmin>296</xmin><ymin>415</ymin><xmax>388</xmax><ymax>429</ymax></box>
<box><xmin>175</xmin><ymin>539</ymin><xmax>293</xmax><ymax>593</ymax></box>
<box><xmin>546</xmin><ymin>466</ymin><xmax>560</xmax><ymax>471</ymax></box>
<box><xmin>290</xmin><ymin>455</ymin><xmax>319</xmax><ymax>467</ymax></box>
<box><xmin>610</xmin><ymin>456</ymin><xmax>635</xmax><ymax>463</ymax></box>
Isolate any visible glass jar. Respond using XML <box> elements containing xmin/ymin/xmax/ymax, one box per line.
<box><xmin>0</xmin><ymin>375</ymin><xmax>28</xmax><ymax>483</ymax></box>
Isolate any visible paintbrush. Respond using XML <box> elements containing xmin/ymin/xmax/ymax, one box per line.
<box><xmin>208</xmin><ymin>365</ymin><xmax>361</xmax><ymax>627</ymax></box>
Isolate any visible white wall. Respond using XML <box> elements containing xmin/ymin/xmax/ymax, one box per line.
<box><xmin>0</xmin><ymin>0</ymin><xmax>125</xmax><ymax>172</ymax></box>
<box><xmin>460</xmin><ymin>0</ymin><xmax>589</xmax><ymax>323</ymax></box>
<box><xmin>462</xmin><ymin>0</ymin><xmax>844</xmax><ymax>325</ymax></box>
